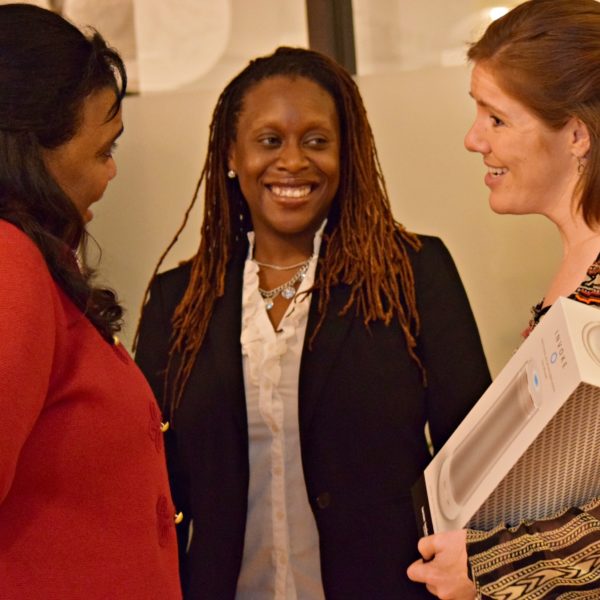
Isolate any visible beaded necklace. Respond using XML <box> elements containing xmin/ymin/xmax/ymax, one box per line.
<box><xmin>257</xmin><ymin>258</ymin><xmax>312</xmax><ymax>310</ymax></box>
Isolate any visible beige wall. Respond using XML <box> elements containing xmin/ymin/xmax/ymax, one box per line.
<box><xmin>88</xmin><ymin>64</ymin><xmax>560</xmax><ymax>376</ymax></box>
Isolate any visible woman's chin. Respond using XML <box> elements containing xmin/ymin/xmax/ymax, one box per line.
<box><xmin>489</xmin><ymin>195</ymin><xmax>517</xmax><ymax>216</ymax></box>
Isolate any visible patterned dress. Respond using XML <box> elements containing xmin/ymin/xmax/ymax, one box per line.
<box><xmin>523</xmin><ymin>253</ymin><xmax>600</xmax><ymax>337</ymax></box>
<box><xmin>467</xmin><ymin>253</ymin><xmax>600</xmax><ymax>599</ymax></box>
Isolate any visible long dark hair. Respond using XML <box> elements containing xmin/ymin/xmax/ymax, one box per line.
<box><xmin>468</xmin><ymin>0</ymin><xmax>600</xmax><ymax>226</ymax></box>
<box><xmin>141</xmin><ymin>47</ymin><xmax>422</xmax><ymax>415</ymax></box>
<box><xmin>0</xmin><ymin>3</ymin><xmax>127</xmax><ymax>340</ymax></box>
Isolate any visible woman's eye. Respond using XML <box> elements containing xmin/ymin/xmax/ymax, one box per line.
<box><xmin>306</xmin><ymin>136</ymin><xmax>328</xmax><ymax>147</ymax></box>
<box><xmin>259</xmin><ymin>135</ymin><xmax>280</xmax><ymax>147</ymax></box>
<box><xmin>490</xmin><ymin>115</ymin><xmax>504</xmax><ymax>127</ymax></box>
<box><xmin>102</xmin><ymin>142</ymin><xmax>118</xmax><ymax>159</ymax></box>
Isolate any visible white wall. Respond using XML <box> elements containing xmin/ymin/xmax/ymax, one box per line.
<box><xmin>88</xmin><ymin>64</ymin><xmax>560</xmax><ymax>376</ymax></box>
<box><xmin>358</xmin><ymin>66</ymin><xmax>560</xmax><ymax>374</ymax></box>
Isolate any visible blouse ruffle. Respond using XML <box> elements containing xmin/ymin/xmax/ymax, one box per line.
<box><xmin>240</xmin><ymin>226</ymin><xmax>324</xmax><ymax>402</ymax></box>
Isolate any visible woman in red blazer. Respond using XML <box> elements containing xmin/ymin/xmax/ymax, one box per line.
<box><xmin>0</xmin><ymin>5</ymin><xmax>180</xmax><ymax>598</ymax></box>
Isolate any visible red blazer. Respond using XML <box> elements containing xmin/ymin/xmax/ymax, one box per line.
<box><xmin>0</xmin><ymin>220</ymin><xmax>181</xmax><ymax>599</ymax></box>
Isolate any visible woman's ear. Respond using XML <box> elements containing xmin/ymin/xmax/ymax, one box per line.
<box><xmin>570</xmin><ymin>117</ymin><xmax>591</xmax><ymax>159</ymax></box>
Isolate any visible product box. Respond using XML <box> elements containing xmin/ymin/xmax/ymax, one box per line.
<box><xmin>413</xmin><ymin>297</ymin><xmax>600</xmax><ymax>536</ymax></box>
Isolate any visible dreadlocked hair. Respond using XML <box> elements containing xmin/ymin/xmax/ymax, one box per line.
<box><xmin>138</xmin><ymin>46</ymin><xmax>423</xmax><ymax>418</ymax></box>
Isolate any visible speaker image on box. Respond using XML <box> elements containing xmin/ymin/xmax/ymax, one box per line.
<box><xmin>582</xmin><ymin>321</ymin><xmax>600</xmax><ymax>366</ymax></box>
<box><xmin>436</xmin><ymin>360</ymin><xmax>543</xmax><ymax>521</ymax></box>
<box><xmin>413</xmin><ymin>299</ymin><xmax>600</xmax><ymax>537</ymax></box>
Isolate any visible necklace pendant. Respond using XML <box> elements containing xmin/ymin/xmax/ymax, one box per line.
<box><xmin>264</xmin><ymin>298</ymin><xmax>274</xmax><ymax>311</ymax></box>
<box><xmin>281</xmin><ymin>285</ymin><xmax>296</xmax><ymax>300</ymax></box>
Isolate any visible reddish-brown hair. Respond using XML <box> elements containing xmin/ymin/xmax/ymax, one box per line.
<box><xmin>140</xmin><ymin>47</ymin><xmax>422</xmax><ymax>416</ymax></box>
<box><xmin>468</xmin><ymin>0</ymin><xmax>600</xmax><ymax>226</ymax></box>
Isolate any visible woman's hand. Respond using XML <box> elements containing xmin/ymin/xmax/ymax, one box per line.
<box><xmin>407</xmin><ymin>529</ymin><xmax>477</xmax><ymax>599</ymax></box>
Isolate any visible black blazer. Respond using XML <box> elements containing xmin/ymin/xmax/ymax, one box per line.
<box><xmin>136</xmin><ymin>235</ymin><xmax>491</xmax><ymax>599</ymax></box>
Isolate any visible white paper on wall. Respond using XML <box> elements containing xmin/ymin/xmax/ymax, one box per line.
<box><xmin>133</xmin><ymin>0</ymin><xmax>231</xmax><ymax>93</ymax></box>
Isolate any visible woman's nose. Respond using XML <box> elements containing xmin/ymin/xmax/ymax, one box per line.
<box><xmin>464</xmin><ymin>120</ymin><xmax>488</xmax><ymax>154</ymax></box>
<box><xmin>107</xmin><ymin>157</ymin><xmax>118</xmax><ymax>181</ymax></box>
<box><xmin>277</xmin><ymin>141</ymin><xmax>309</xmax><ymax>171</ymax></box>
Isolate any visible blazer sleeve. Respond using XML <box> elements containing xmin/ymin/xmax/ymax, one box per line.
<box><xmin>136</xmin><ymin>273</ymin><xmax>191</xmax><ymax>584</ymax></box>
<box><xmin>412</xmin><ymin>236</ymin><xmax>491</xmax><ymax>452</ymax></box>
<box><xmin>136</xmin><ymin>276</ymin><xmax>172</xmax><ymax>409</ymax></box>
<box><xmin>0</xmin><ymin>228</ymin><xmax>55</xmax><ymax>504</ymax></box>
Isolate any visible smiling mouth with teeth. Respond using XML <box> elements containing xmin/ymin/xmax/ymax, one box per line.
<box><xmin>488</xmin><ymin>167</ymin><xmax>508</xmax><ymax>177</ymax></box>
<box><xmin>269</xmin><ymin>184</ymin><xmax>313</xmax><ymax>198</ymax></box>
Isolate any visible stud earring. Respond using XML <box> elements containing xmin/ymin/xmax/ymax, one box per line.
<box><xmin>227</xmin><ymin>169</ymin><xmax>236</xmax><ymax>179</ymax></box>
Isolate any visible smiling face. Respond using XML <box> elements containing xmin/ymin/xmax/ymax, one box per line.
<box><xmin>42</xmin><ymin>87</ymin><xmax>124</xmax><ymax>223</ymax></box>
<box><xmin>464</xmin><ymin>62</ymin><xmax>586</xmax><ymax>221</ymax></box>
<box><xmin>228</xmin><ymin>75</ymin><xmax>340</xmax><ymax>251</ymax></box>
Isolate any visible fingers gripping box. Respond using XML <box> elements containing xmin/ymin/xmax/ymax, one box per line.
<box><xmin>413</xmin><ymin>297</ymin><xmax>600</xmax><ymax>535</ymax></box>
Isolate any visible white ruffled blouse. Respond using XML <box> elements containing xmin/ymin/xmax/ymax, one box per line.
<box><xmin>236</xmin><ymin>224</ymin><xmax>326</xmax><ymax>600</ymax></box>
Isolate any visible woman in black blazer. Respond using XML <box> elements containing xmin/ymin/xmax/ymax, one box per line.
<box><xmin>136</xmin><ymin>47</ymin><xmax>490</xmax><ymax>599</ymax></box>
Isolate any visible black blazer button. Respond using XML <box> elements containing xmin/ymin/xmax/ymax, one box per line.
<box><xmin>316</xmin><ymin>492</ymin><xmax>331</xmax><ymax>509</ymax></box>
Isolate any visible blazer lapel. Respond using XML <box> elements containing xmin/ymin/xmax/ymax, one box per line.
<box><xmin>192</xmin><ymin>244</ymin><xmax>248</xmax><ymax>431</ymax></box>
<box><xmin>182</xmin><ymin>240</ymin><xmax>353</xmax><ymax>433</ymax></box>
<box><xmin>299</xmin><ymin>283</ymin><xmax>353</xmax><ymax>429</ymax></box>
